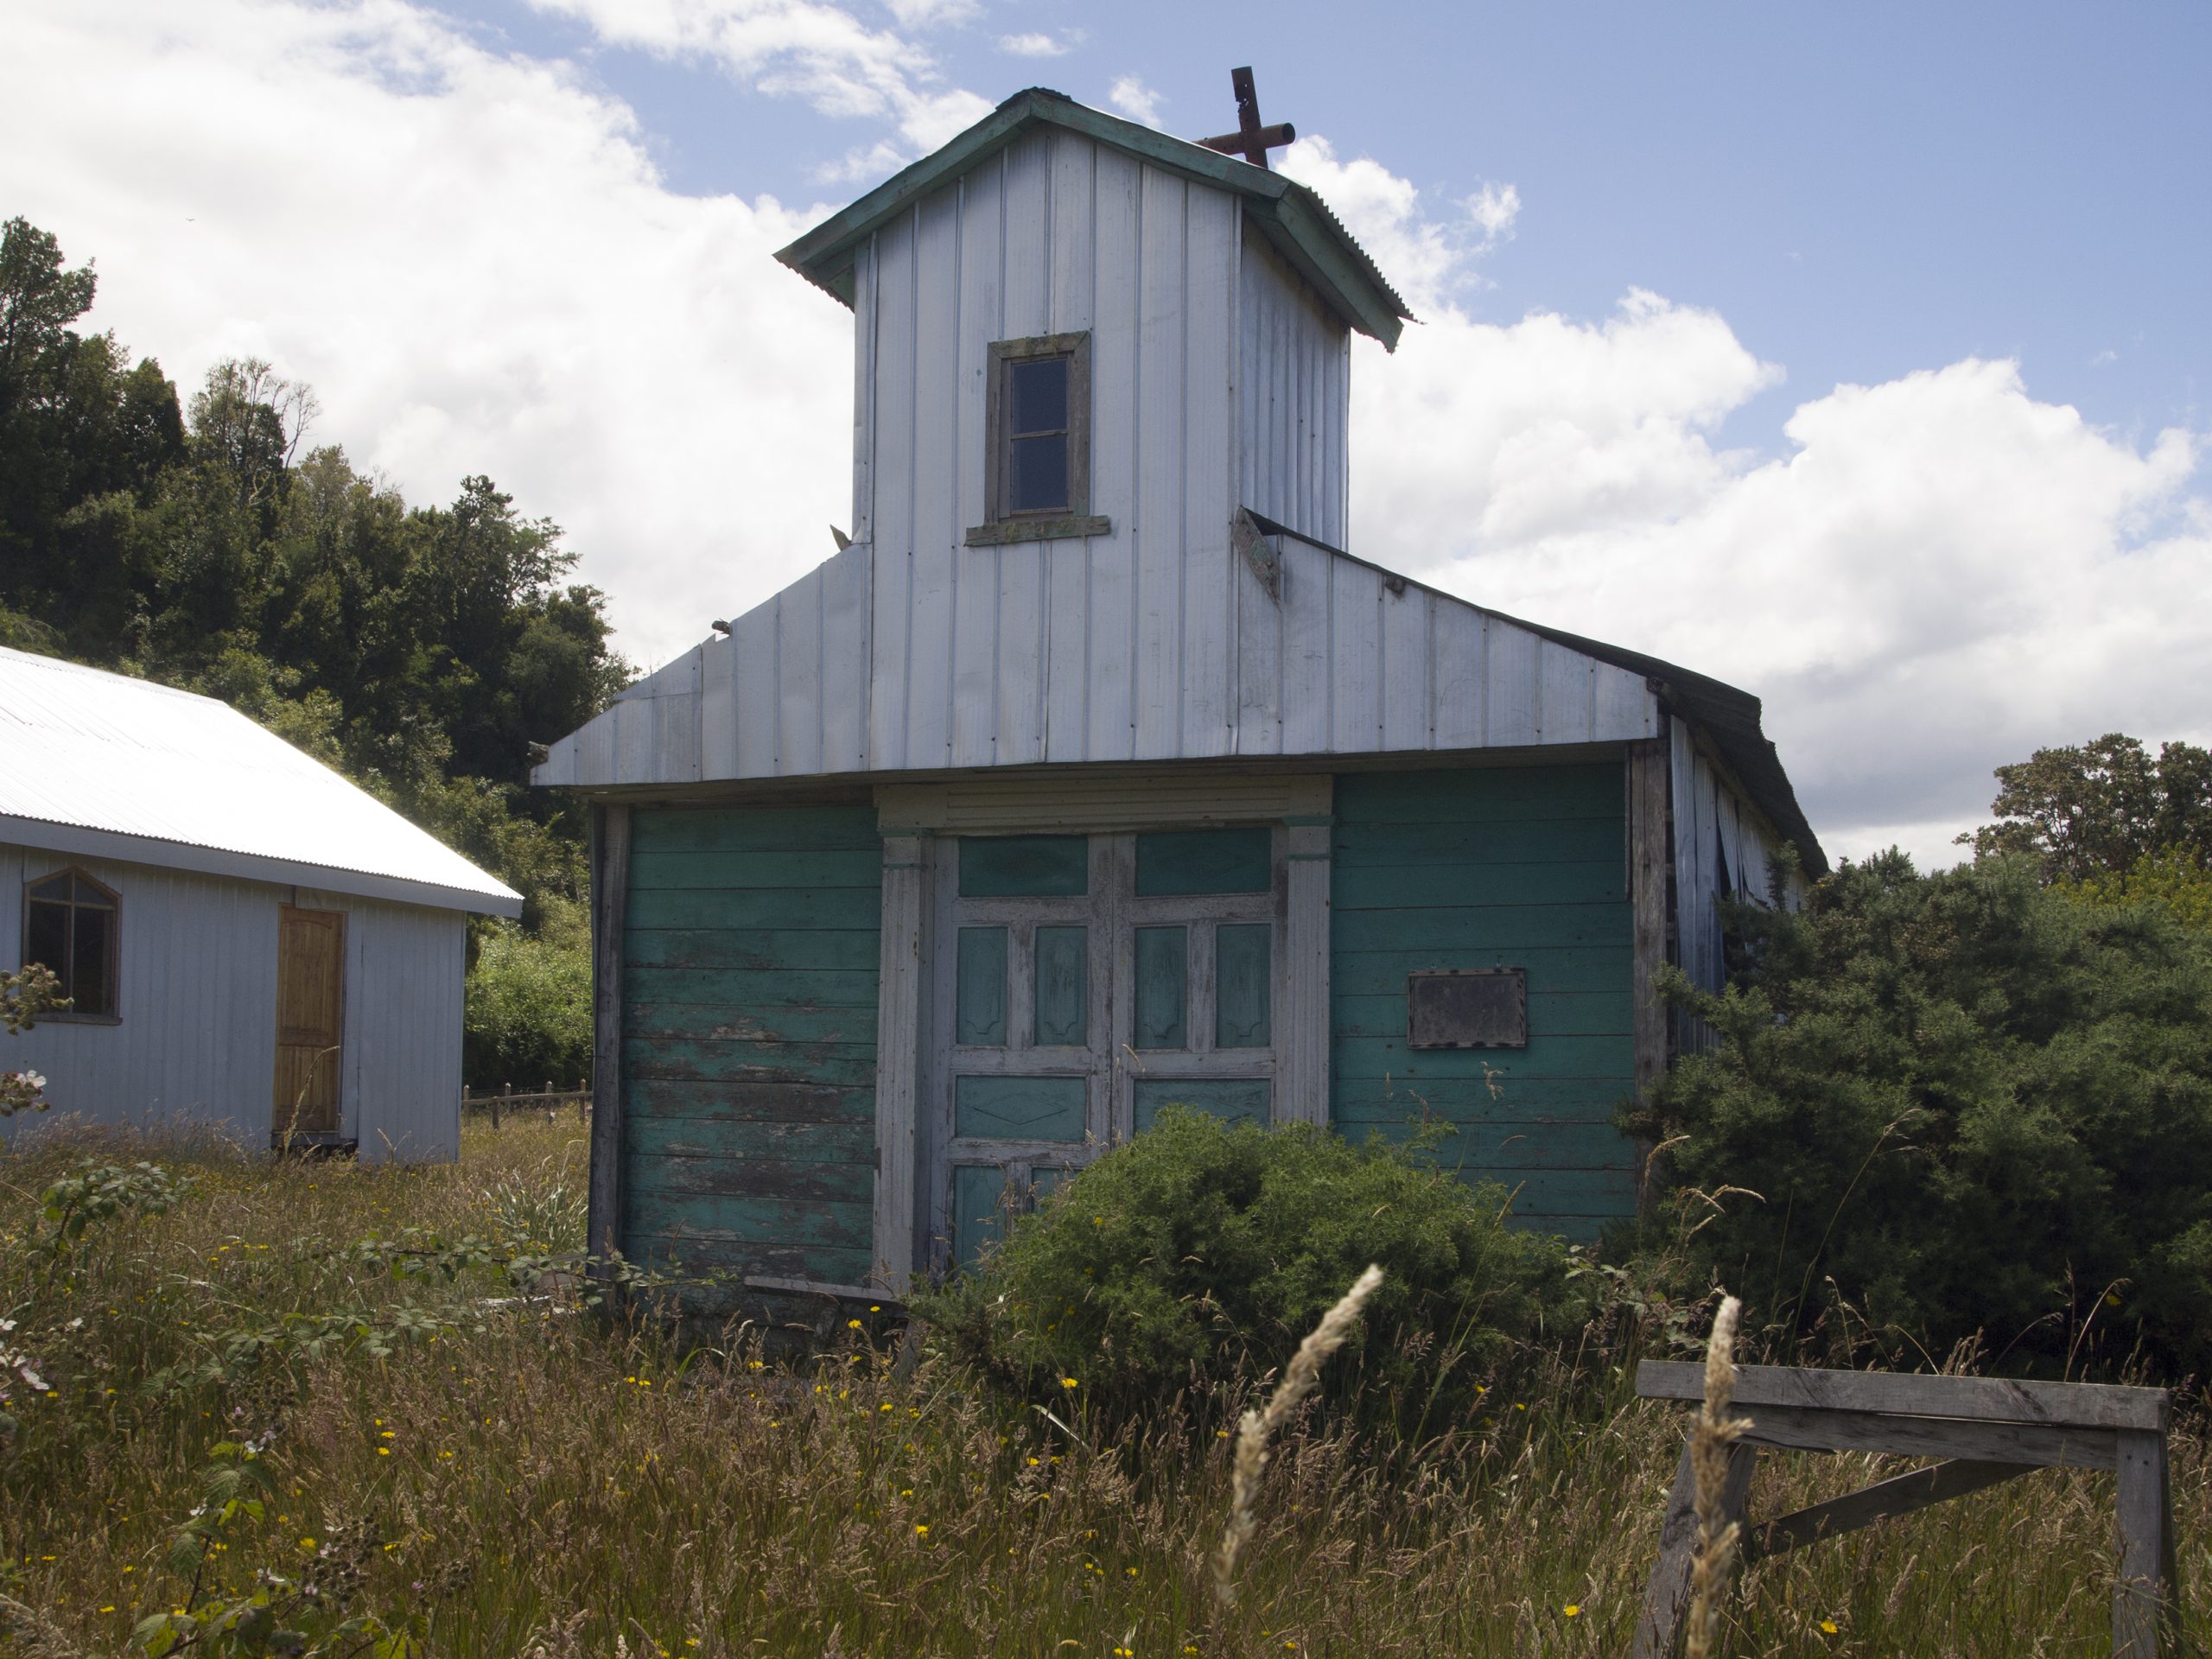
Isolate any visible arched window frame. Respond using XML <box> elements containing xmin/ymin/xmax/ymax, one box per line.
<box><xmin>22</xmin><ymin>866</ymin><xmax>122</xmax><ymax>1023</ymax></box>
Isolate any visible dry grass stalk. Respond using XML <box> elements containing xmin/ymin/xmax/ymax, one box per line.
<box><xmin>1686</xmin><ymin>1293</ymin><xmax>1750</xmax><ymax>1658</ymax></box>
<box><xmin>1212</xmin><ymin>1262</ymin><xmax>1386</xmax><ymax>1605</ymax></box>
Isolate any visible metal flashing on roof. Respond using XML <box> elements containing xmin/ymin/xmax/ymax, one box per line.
<box><xmin>0</xmin><ymin>647</ymin><xmax>522</xmax><ymax>916</ymax></box>
<box><xmin>775</xmin><ymin>86</ymin><xmax>1414</xmax><ymax>349</ymax></box>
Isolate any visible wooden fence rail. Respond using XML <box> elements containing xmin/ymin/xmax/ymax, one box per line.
<box><xmin>1631</xmin><ymin>1360</ymin><xmax>2177</xmax><ymax>1658</ymax></box>
<box><xmin>461</xmin><ymin>1078</ymin><xmax>589</xmax><ymax>1129</ymax></box>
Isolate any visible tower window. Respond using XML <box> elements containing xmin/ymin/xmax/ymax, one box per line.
<box><xmin>969</xmin><ymin>333</ymin><xmax>1108</xmax><ymax>544</ymax></box>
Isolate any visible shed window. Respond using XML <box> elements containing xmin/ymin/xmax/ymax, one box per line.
<box><xmin>23</xmin><ymin>869</ymin><xmax>119</xmax><ymax>1019</ymax></box>
<box><xmin>968</xmin><ymin>333</ymin><xmax>1109</xmax><ymax>545</ymax></box>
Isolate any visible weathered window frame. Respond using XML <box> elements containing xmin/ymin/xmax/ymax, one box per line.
<box><xmin>21</xmin><ymin>866</ymin><xmax>122</xmax><ymax>1024</ymax></box>
<box><xmin>966</xmin><ymin>332</ymin><xmax>1111</xmax><ymax>546</ymax></box>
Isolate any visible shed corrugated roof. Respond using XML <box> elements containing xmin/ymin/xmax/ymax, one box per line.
<box><xmin>0</xmin><ymin>647</ymin><xmax>521</xmax><ymax>915</ymax></box>
<box><xmin>776</xmin><ymin>87</ymin><xmax>1414</xmax><ymax>349</ymax></box>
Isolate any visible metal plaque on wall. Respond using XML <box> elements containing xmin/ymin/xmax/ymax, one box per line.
<box><xmin>1406</xmin><ymin>968</ymin><xmax>1528</xmax><ymax>1049</ymax></box>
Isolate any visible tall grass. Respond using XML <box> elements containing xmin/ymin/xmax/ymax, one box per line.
<box><xmin>1</xmin><ymin>1115</ymin><xmax>2203</xmax><ymax>1656</ymax></box>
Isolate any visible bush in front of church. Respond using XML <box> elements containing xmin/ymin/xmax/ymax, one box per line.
<box><xmin>912</xmin><ymin>1108</ymin><xmax>1590</xmax><ymax>1433</ymax></box>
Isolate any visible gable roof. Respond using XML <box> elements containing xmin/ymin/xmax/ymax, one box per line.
<box><xmin>0</xmin><ymin>647</ymin><xmax>522</xmax><ymax>916</ymax></box>
<box><xmin>777</xmin><ymin>86</ymin><xmax>1414</xmax><ymax>349</ymax></box>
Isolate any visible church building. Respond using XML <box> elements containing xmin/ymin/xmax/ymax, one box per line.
<box><xmin>533</xmin><ymin>86</ymin><xmax>1823</xmax><ymax>1297</ymax></box>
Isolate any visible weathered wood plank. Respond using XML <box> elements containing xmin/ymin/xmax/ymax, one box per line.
<box><xmin>623</xmin><ymin>963</ymin><xmax>881</xmax><ymax>1007</ymax></box>
<box><xmin>1735</xmin><ymin>1403</ymin><xmax>2119</xmax><ymax>1470</ymax></box>
<box><xmin>1332</xmin><ymin>988</ymin><xmax>1631</xmax><ymax>1039</ymax></box>
<box><xmin>1331</xmin><ymin>903</ymin><xmax>1634</xmax><ymax>954</ymax></box>
<box><xmin>625</xmin><ymin>1115</ymin><xmax>875</xmax><ymax>1165</ymax></box>
<box><xmin>620</xmin><ymin>1037</ymin><xmax>878</xmax><ymax>1087</ymax></box>
<box><xmin>1332</xmin><ymin>817</ymin><xmax>1626</xmax><ymax>868</ymax></box>
<box><xmin>2113</xmin><ymin>1427</ymin><xmax>2179</xmax><ymax>1657</ymax></box>
<box><xmin>1332</xmin><ymin>946</ymin><xmax>1634</xmax><ymax>999</ymax></box>
<box><xmin>1630</xmin><ymin>1440</ymin><xmax>1757</xmax><ymax>1659</ymax></box>
<box><xmin>626</xmin><ymin>849</ymin><xmax>885</xmax><ymax>891</ymax></box>
<box><xmin>626</xmin><ymin>1238</ymin><xmax>877</xmax><ymax>1289</ymax></box>
<box><xmin>1332</xmin><ymin>1089</ymin><xmax>1630</xmax><ymax>1128</ymax></box>
<box><xmin>1745</xmin><ymin>1459</ymin><xmax>2037</xmax><ymax>1563</ymax></box>
<box><xmin>624</xmin><ymin>887</ymin><xmax>881</xmax><ymax>931</ymax></box>
<box><xmin>1628</xmin><ymin>736</ymin><xmax>1671</xmax><ymax>1200</ymax></box>
<box><xmin>873</xmin><ymin>834</ymin><xmax>926</xmax><ymax>1290</ymax></box>
<box><xmin>1636</xmin><ymin>1361</ymin><xmax>2169</xmax><ymax>1433</ymax></box>
<box><xmin>623</xmin><ymin>1077</ymin><xmax>873</xmax><ymax>1124</ymax></box>
<box><xmin>624</xmin><ymin>1002</ymin><xmax>877</xmax><ymax>1045</ymax></box>
<box><xmin>625</xmin><ymin>1191</ymin><xmax>874</xmax><ymax>1251</ymax></box>
<box><xmin>630</xmin><ymin>1155</ymin><xmax>874</xmax><ymax>1204</ymax></box>
<box><xmin>1344</xmin><ymin>1117</ymin><xmax>1638</xmax><ymax>1172</ymax></box>
<box><xmin>1332</xmin><ymin>860</ymin><xmax>1627</xmax><ymax>909</ymax></box>
<box><xmin>588</xmin><ymin>804</ymin><xmax>630</xmax><ymax>1268</ymax></box>
<box><xmin>630</xmin><ymin>807</ymin><xmax>883</xmax><ymax>854</ymax></box>
<box><xmin>1334</xmin><ymin>765</ymin><xmax>1625</xmax><ymax>822</ymax></box>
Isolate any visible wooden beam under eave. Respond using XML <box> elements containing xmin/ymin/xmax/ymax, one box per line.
<box><xmin>1628</xmin><ymin>736</ymin><xmax>1671</xmax><ymax>1205</ymax></box>
<box><xmin>588</xmin><ymin>802</ymin><xmax>631</xmax><ymax>1277</ymax></box>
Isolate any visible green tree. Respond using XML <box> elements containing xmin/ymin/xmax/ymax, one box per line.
<box><xmin>1960</xmin><ymin>733</ymin><xmax>2212</xmax><ymax>880</ymax></box>
<box><xmin>1637</xmin><ymin>852</ymin><xmax>2212</xmax><ymax>1378</ymax></box>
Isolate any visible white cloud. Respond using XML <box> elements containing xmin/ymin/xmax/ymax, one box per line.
<box><xmin>1466</xmin><ymin>180</ymin><xmax>1520</xmax><ymax>245</ymax></box>
<box><xmin>998</xmin><ymin>31</ymin><xmax>1070</xmax><ymax>58</ymax></box>
<box><xmin>1348</xmin><ymin>301</ymin><xmax>2209</xmax><ymax>865</ymax></box>
<box><xmin>1280</xmin><ymin>135</ymin><xmax>1519</xmax><ymax>310</ymax></box>
<box><xmin>527</xmin><ymin>0</ymin><xmax>992</xmax><ymax>156</ymax></box>
<box><xmin>884</xmin><ymin>0</ymin><xmax>980</xmax><ymax>26</ymax></box>
<box><xmin>1107</xmin><ymin>75</ymin><xmax>1164</xmax><ymax>129</ymax></box>
<box><xmin>1</xmin><ymin>0</ymin><xmax>858</xmax><ymax>670</ymax></box>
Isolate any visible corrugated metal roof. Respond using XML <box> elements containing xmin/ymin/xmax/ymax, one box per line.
<box><xmin>0</xmin><ymin>647</ymin><xmax>522</xmax><ymax>915</ymax></box>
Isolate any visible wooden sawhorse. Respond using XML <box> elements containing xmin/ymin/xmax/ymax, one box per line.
<box><xmin>1631</xmin><ymin>1361</ymin><xmax>2177</xmax><ymax>1657</ymax></box>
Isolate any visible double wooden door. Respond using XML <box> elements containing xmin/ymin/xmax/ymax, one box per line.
<box><xmin>924</xmin><ymin>827</ymin><xmax>1283</xmax><ymax>1270</ymax></box>
<box><xmin>272</xmin><ymin>905</ymin><xmax>346</xmax><ymax>1139</ymax></box>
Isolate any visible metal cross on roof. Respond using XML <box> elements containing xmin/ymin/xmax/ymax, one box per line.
<box><xmin>1195</xmin><ymin>66</ymin><xmax>1295</xmax><ymax>169</ymax></box>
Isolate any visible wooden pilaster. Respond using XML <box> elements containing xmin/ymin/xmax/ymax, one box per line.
<box><xmin>587</xmin><ymin>802</ymin><xmax>630</xmax><ymax>1272</ymax></box>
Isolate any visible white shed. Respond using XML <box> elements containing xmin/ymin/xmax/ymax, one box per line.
<box><xmin>0</xmin><ymin>646</ymin><xmax>522</xmax><ymax>1160</ymax></box>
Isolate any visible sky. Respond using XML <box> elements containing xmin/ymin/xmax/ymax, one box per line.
<box><xmin>3</xmin><ymin>0</ymin><xmax>2207</xmax><ymax>866</ymax></box>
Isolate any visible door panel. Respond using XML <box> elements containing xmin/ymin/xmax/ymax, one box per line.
<box><xmin>273</xmin><ymin>906</ymin><xmax>345</xmax><ymax>1137</ymax></box>
<box><xmin>954</xmin><ymin>1075</ymin><xmax>1089</xmax><ymax>1140</ymax></box>
<box><xmin>1134</xmin><ymin>1077</ymin><xmax>1271</xmax><ymax>1131</ymax></box>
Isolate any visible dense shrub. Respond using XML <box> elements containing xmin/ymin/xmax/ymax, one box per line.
<box><xmin>462</xmin><ymin>899</ymin><xmax>590</xmax><ymax>1090</ymax></box>
<box><xmin>913</xmin><ymin>1108</ymin><xmax>1588</xmax><ymax>1432</ymax></box>
<box><xmin>1637</xmin><ymin>850</ymin><xmax>2212</xmax><ymax>1376</ymax></box>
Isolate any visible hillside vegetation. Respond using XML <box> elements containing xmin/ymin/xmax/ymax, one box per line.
<box><xmin>0</xmin><ymin>215</ymin><xmax>616</xmax><ymax>1087</ymax></box>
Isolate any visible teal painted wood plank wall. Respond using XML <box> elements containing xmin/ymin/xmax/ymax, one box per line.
<box><xmin>1330</xmin><ymin>766</ymin><xmax>1637</xmax><ymax>1238</ymax></box>
<box><xmin>621</xmin><ymin>804</ymin><xmax>882</xmax><ymax>1286</ymax></box>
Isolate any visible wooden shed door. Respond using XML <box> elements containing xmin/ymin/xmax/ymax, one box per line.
<box><xmin>272</xmin><ymin>906</ymin><xmax>346</xmax><ymax>1137</ymax></box>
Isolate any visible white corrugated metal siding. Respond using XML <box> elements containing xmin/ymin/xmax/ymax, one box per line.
<box><xmin>3</xmin><ymin>845</ymin><xmax>465</xmax><ymax>1160</ymax></box>
<box><xmin>301</xmin><ymin>887</ymin><xmax>466</xmax><ymax>1162</ymax></box>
